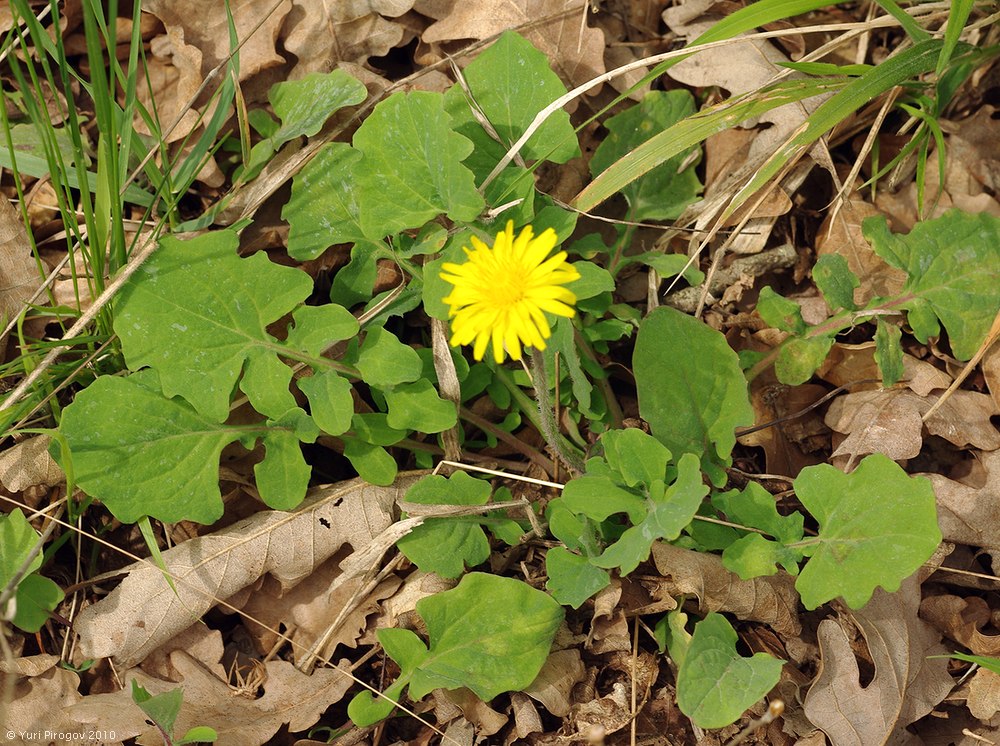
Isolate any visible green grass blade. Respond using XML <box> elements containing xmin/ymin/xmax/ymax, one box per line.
<box><xmin>873</xmin><ymin>0</ymin><xmax>931</xmax><ymax>43</ymax></box>
<box><xmin>573</xmin><ymin>77</ymin><xmax>846</xmax><ymax>213</ymax></box>
<box><xmin>936</xmin><ymin>0</ymin><xmax>974</xmax><ymax>77</ymax></box>
<box><xmin>721</xmin><ymin>39</ymin><xmax>943</xmax><ymax>222</ymax></box>
<box><xmin>688</xmin><ymin>0</ymin><xmax>844</xmax><ymax>46</ymax></box>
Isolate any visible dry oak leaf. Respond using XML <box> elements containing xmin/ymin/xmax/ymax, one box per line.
<box><xmin>920</xmin><ymin>594</ymin><xmax>1000</xmax><ymax>657</ymax></box>
<box><xmin>283</xmin><ymin>0</ymin><xmax>413</xmax><ymax>76</ymax></box>
<box><xmin>0</xmin><ymin>435</ymin><xmax>63</xmax><ymax>492</ymax></box>
<box><xmin>74</xmin><ymin>475</ymin><xmax>417</xmax><ymax>667</ymax></box>
<box><xmin>144</xmin><ymin>0</ymin><xmax>291</xmax><ymax>81</ymax></box>
<box><xmin>803</xmin><ymin>575</ymin><xmax>953</xmax><ymax>746</ymax></box>
<box><xmin>136</xmin><ymin>24</ymin><xmax>204</xmax><ymax>141</ymax></box>
<box><xmin>818</xmin><ymin>343</ymin><xmax>952</xmax><ymax>398</ymax></box>
<box><xmin>524</xmin><ymin>648</ymin><xmax>587</xmax><ymax>717</ymax></box>
<box><xmin>421</xmin><ymin>0</ymin><xmax>606</xmax><ymax>96</ymax></box>
<box><xmin>967</xmin><ymin>668</ymin><xmax>1000</xmax><ymax>721</ymax></box>
<box><xmin>650</xmin><ymin>541</ymin><xmax>801</xmax><ymax>637</ymax></box>
<box><xmin>68</xmin><ymin>650</ymin><xmax>352</xmax><ymax>746</ymax></box>
<box><xmin>2</xmin><ymin>660</ymin><xmax>93</xmax><ymax>746</ymax></box>
<box><xmin>921</xmin><ymin>449</ymin><xmax>1000</xmax><ymax>550</ymax></box>
<box><xmin>826</xmin><ymin>389</ymin><xmax>1000</xmax><ymax>462</ymax></box>
<box><xmin>0</xmin><ymin>196</ymin><xmax>43</xmax><ymax>334</ymax></box>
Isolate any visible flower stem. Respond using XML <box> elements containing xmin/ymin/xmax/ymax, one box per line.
<box><xmin>530</xmin><ymin>349</ymin><xmax>585</xmax><ymax>476</ymax></box>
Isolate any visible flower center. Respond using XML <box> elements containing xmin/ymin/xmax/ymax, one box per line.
<box><xmin>490</xmin><ymin>274</ymin><xmax>525</xmax><ymax>307</ymax></box>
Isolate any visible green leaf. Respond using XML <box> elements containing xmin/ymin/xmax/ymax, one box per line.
<box><xmin>875</xmin><ymin>318</ymin><xmax>904</xmax><ymax>388</ymax></box>
<box><xmin>59</xmin><ymin>374</ymin><xmax>241</xmax><ymax>523</ymax></box>
<box><xmin>268</xmin><ymin>70</ymin><xmax>367</xmax><ymax>147</ymax></box>
<box><xmin>774</xmin><ymin>334</ymin><xmax>835</xmax><ymax>386</ymax></box>
<box><xmin>353</xmin><ymin>91</ymin><xmax>484</xmax><ymax>238</ymax></box>
<box><xmin>676</xmin><ymin>613</ymin><xmax>784</xmax><ymax>729</ymax></box>
<box><xmin>601</xmin><ymin>428</ymin><xmax>672</xmax><ymax>488</ymax></box>
<box><xmin>413</xmin><ymin>574</ymin><xmax>563</xmax><ymax>700</ymax></box>
<box><xmin>384</xmin><ymin>380</ymin><xmax>457</xmax><ymax>433</ymax></box>
<box><xmin>397</xmin><ymin>472</ymin><xmax>493</xmax><ymax>579</ymax></box>
<box><xmin>793</xmin><ymin>454</ymin><xmax>941</xmax><ymax>609</ymax></box>
<box><xmin>863</xmin><ymin>210</ymin><xmax>1000</xmax><ymax>360</ymax></box>
<box><xmin>350</xmin><ymin>413</ymin><xmax>406</xmax><ymax>446</ymax></box>
<box><xmin>756</xmin><ymin>287</ymin><xmax>806</xmax><ymax>334</ymax></box>
<box><xmin>593</xmin><ymin>453</ymin><xmax>708</xmax><ymax>575</ymax></box>
<box><xmin>449</xmin><ymin>31</ymin><xmax>578</xmax><ymax>164</ymax></box>
<box><xmin>115</xmin><ymin>230</ymin><xmax>311</xmax><ymax>421</ymax></box>
<box><xmin>299</xmin><ymin>371</ymin><xmax>354</xmax><ymax>436</ymax></box>
<box><xmin>0</xmin><ymin>510</ymin><xmax>42</xmax><ymax>583</ymax></box>
<box><xmin>176</xmin><ymin>726</ymin><xmax>219</xmax><ymax>745</ymax></box>
<box><xmin>589</xmin><ymin>91</ymin><xmax>702</xmax><ymax>221</ymax></box>
<box><xmin>13</xmin><ymin>574</ymin><xmax>64</xmax><ymax>633</ymax></box>
<box><xmin>812</xmin><ymin>254</ymin><xmax>859</xmax><ymax>311</ymax></box>
<box><xmin>284</xmin><ymin>143</ymin><xmax>366</xmax><ymax>260</ymax></box>
<box><xmin>342</xmin><ymin>437</ymin><xmax>397</xmax><ymax>485</ymax></box>
<box><xmin>285</xmin><ymin>304</ymin><xmax>359</xmax><ymax>356</ymax></box>
<box><xmin>545</xmin><ymin>547</ymin><xmax>610</xmax><ymax>609</ymax></box>
<box><xmin>357</xmin><ymin>328</ymin><xmax>422</xmax><ymax>388</ymax></box>
<box><xmin>634</xmin><ymin>307</ymin><xmax>753</xmax><ymax>484</ymax></box>
<box><xmin>715</xmin><ymin>483</ymin><xmax>805</xmax><ymax>578</ymax></box>
<box><xmin>255</xmin><ymin>409</ymin><xmax>316</xmax><ymax>511</ymax></box>
<box><xmin>567</xmin><ymin>261</ymin><xmax>615</xmax><ymax>301</ymax></box>
<box><xmin>131</xmin><ymin>682</ymin><xmax>183</xmax><ymax>735</ymax></box>
<box><xmin>561</xmin><ymin>474</ymin><xmax>646</xmax><ymax>525</ymax></box>
<box><xmin>330</xmin><ymin>241</ymin><xmax>384</xmax><ymax>307</ymax></box>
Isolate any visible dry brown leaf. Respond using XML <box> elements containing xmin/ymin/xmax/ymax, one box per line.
<box><xmin>826</xmin><ymin>389</ymin><xmax>1000</xmax><ymax>462</ymax></box>
<box><xmin>434</xmin><ymin>687</ymin><xmax>509</xmax><ymax>736</ymax></box>
<box><xmin>283</xmin><ymin>1</ymin><xmax>412</xmax><ymax>76</ymax></box>
<box><xmin>523</xmin><ymin>648</ymin><xmax>586</xmax><ymax>717</ymax></box>
<box><xmin>74</xmin><ymin>476</ymin><xmax>417</xmax><ymax>667</ymax></box>
<box><xmin>68</xmin><ymin>650</ymin><xmax>352</xmax><ymax>746</ymax></box>
<box><xmin>815</xmin><ymin>199</ymin><xmax>907</xmax><ymax>305</ymax></box>
<box><xmin>0</xmin><ymin>435</ymin><xmax>64</xmax><ymax>492</ymax></box>
<box><xmin>738</xmin><ymin>381</ymin><xmax>827</xmax><ymax>475</ymax></box>
<box><xmin>136</xmin><ymin>25</ymin><xmax>204</xmax><ymax>141</ymax></box>
<box><xmin>920</xmin><ymin>594</ymin><xmax>1000</xmax><ymax>657</ymax></box>
<box><xmin>510</xmin><ymin>691</ymin><xmax>544</xmax><ymax>740</ymax></box>
<box><xmin>144</xmin><ymin>0</ymin><xmax>291</xmax><ymax>81</ymax></box>
<box><xmin>941</xmin><ymin>105</ymin><xmax>1000</xmax><ymax>193</ymax></box>
<box><xmin>921</xmin><ymin>449</ymin><xmax>1000</xmax><ymax>550</ymax></box>
<box><xmin>3</xmin><ymin>661</ymin><xmax>94</xmax><ymax>746</ymax></box>
<box><xmin>967</xmin><ymin>668</ymin><xmax>1000</xmax><ymax>721</ymax></box>
<box><xmin>650</xmin><ymin>541</ymin><xmax>801</xmax><ymax>637</ymax></box>
<box><xmin>241</xmin><ymin>568</ymin><xmax>400</xmax><ymax>663</ymax></box>
<box><xmin>421</xmin><ymin>0</ymin><xmax>606</xmax><ymax>96</ymax></box>
<box><xmin>803</xmin><ymin>576</ymin><xmax>952</xmax><ymax>746</ymax></box>
<box><xmin>984</xmin><ymin>344</ymin><xmax>1000</xmax><ymax>411</ymax></box>
<box><xmin>818</xmin><ymin>343</ymin><xmax>952</xmax><ymax>397</ymax></box>
<box><xmin>0</xmin><ymin>196</ymin><xmax>44</xmax><ymax>333</ymax></box>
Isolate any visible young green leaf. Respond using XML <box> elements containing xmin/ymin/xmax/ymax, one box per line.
<box><xmin>875</xmin><ymin>318</ymin><xmax>904</xmax><ymax>387</ymax></box>
<box><xmin>634</xmin><ymin>307</ymin><xmax>754</xmax><ymax>484</ymax></box>
<box><xmin>794</xmin><ymin>454</ymin><xmax>941</xmax><ymax>609</ymax></box>
<box><xmin>299</xmin><ymin>371</ymin><xmax>354</xmax><ymax>437</ymax></box>
<box><xmin>544</xmin><ymin>547</ymin><xmax>610</xmax><ymax>609</ymax></box>
<box><xmin>131</xmin><ymin>682</ymin><xmax>183</xmax><ymax>736</ymax></box>
<box><xmin>396</xmin><ymin>472</ymin><xmax>493</xmax><ymax>579</ymax></box>
<box><xmin>676</xmin><ymin>613</ymin><xmax>784</xmax><ymax>728</ymax></box>
<box><xmin>756</xmin><ymin>287</ymin><xmax>807</xmax><ymax>334</ymax></box>
<box><xmin>715</xmin><ymin>483</ymin><xmax>805</xmax><ymax>578</ymax></box>
<box><xmin>0</xmin><ymin>510</ymin><xmax>63</xmax><ymax>632</ymax></box>
<box><xmin>774</xmin><ymin>334</ymin><xmax>836</xmax><ymax>386</ymax></box>
<box><xmin>12</xmin><ymin>574</ymin><xmax>64</xmax><ymax>633</ymax></box>
<box><xmin>589</xmin><ymin>90</ymin><xmax>702</xmax><ymax>221</ymax></box>
<box><xmin>268</xmin><ymin>70</ymin><xmax>367</xmax><ymax>147</ymax></box>
<box><xmin>383</xmin><ymin>380</ymin><xmax>457</xmax><ymax>433</ymax></box>
<box><xmin>812</xmin><ymin>253</ymin><xmax>859</xmax><ymax>311</ymax></box>
<box><xmin>115</xmin><ymin>230</ymin><xmax>311</xmax><ymax>422</ymax></box>
<box><xmin>864</xmin><ymin>210</ymin><xmax>1000</xmax><ymax>361</ymax></box>
<box><xmin>601</xmin><ymin>428</ymin><xmax>672</xmax><ymax>488</ymax></box>
<box><xmin>353</xmin><ymin>92</ymin><xmax>484</xmax><ymax>238</ymax></box>
<box><xmin>341</xmin><ymin>437</ymin><xmax>397</xmax><ymax>486</ymax></box>
<box><xmin>357</xmin><ymin>328</ymin><xmax>423</xmax><ymax>388</ymax></box>
<box><xmin>349</xmin><ymin>574</ymin><xmax>564</xmax><ymax>725</ymax></box>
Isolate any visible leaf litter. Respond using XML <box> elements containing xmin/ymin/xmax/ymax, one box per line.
<box><xmin>2</xmin><ymin>1</ymin><xmax>1000</xmax><ymax>745</ymax></box>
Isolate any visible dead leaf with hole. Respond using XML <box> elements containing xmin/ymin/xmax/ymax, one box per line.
<box><xmin>73</xmin><ymin>475</ymin><xmax>419</xmax><ymax>667</ymax></box>
<box><xmin>421</xmin><ymin>0</ymin><xmax>606</xmax><ymax>96</ymax></box>
<box><xmin>803</xmin><ymin>575</ymin><xmax>953</xmax><ymax>746</ymax></box>
<box><xmin>920</xmin><ymin>594</ymin><xmax>1000</xmax><ymax>657</ymax></box>
<box><xmin>0</xmin><ymin>197</ymin><xmax>44</xmax><ymax>337</ymax></box>
<box><xmin>68</xmin><ymin>651</ymin><xmax>352</xmax><ymax>746</ymax></box>
<box><xmin>650</xmin><ymin>541</ymin><xmax>801</xmax><ymax>637</ymax></box>
<box><xmin>920</xmin><ymin>449</ymin><xmax>1000</xmax><ymax>550</ymax></box>
<box><xmin>825</xmin><ymin>389</ymin><xmax>1000</xmax><ymax>462</ymax></box>
<box><xmin>283</xmin><ymin>1</ymin><xmax>413</xmax><ymax>77</ymax></box>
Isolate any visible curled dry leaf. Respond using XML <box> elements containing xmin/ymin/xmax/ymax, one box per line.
<box><xmin>74</xmin><ymin>476</ymin><xmax>418</xmax><ymax>667</ymax></box>
<box><xmin>920</xmin><ymin>595</ymin><xmax>1000</xmax><ymax>657</ymax></box>
<box><xmin>523</xmin><ymin>648</ymin><xmax>586</xmax><ymax>717</ymax></box>
<box><xmin>803</xmin><ymin>576</ymin><xmax>953</xmax><ymax>746</ymax></box>
<box><xmin>650</xmin><ymin>541</ymin><xmax>801</xmax><ymax>637</ymax></box>
<box><xmin>826</xmin><ymin>389</ymin><xmax>1000</xmax><ymax>462</ymax></box>
<box><xmin>433</xmin><ymin>687</ymin><xmax>509</xmax><ymax>736</ymax></box>
<box><xmin>67</xmin><ymin>651</ymin><xmax>353</xmax><ymax>746</ymax></box>
<box><xmin>818</xmin><ymin>343</ymin><xmax>952</xmax><ymax>397</ymax></box>
<box><xmin>421</xmin><ymin>0</ymin><xmax>606</xmax><ymax>96</ymax></box>
<box><xmin>967</xmin><ymin>668</ymin><xmax>1000</xmax><ymax>721</ymax></box>
<box><xmin>4</xmin><ymin>661</ymin><xmax>91</xmax><ymax>746</ymax></box>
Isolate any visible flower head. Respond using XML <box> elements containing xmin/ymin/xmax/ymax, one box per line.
<box><xmin>441</xmin><ymin>221</ymin><xmax>580</xmax><ymax>363</ymax></box>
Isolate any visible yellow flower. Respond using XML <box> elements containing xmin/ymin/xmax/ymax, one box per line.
<box><xmin>441</xmin><ymin>221</ymin><xmax>580</xmax><ymax>363</ymax></box>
